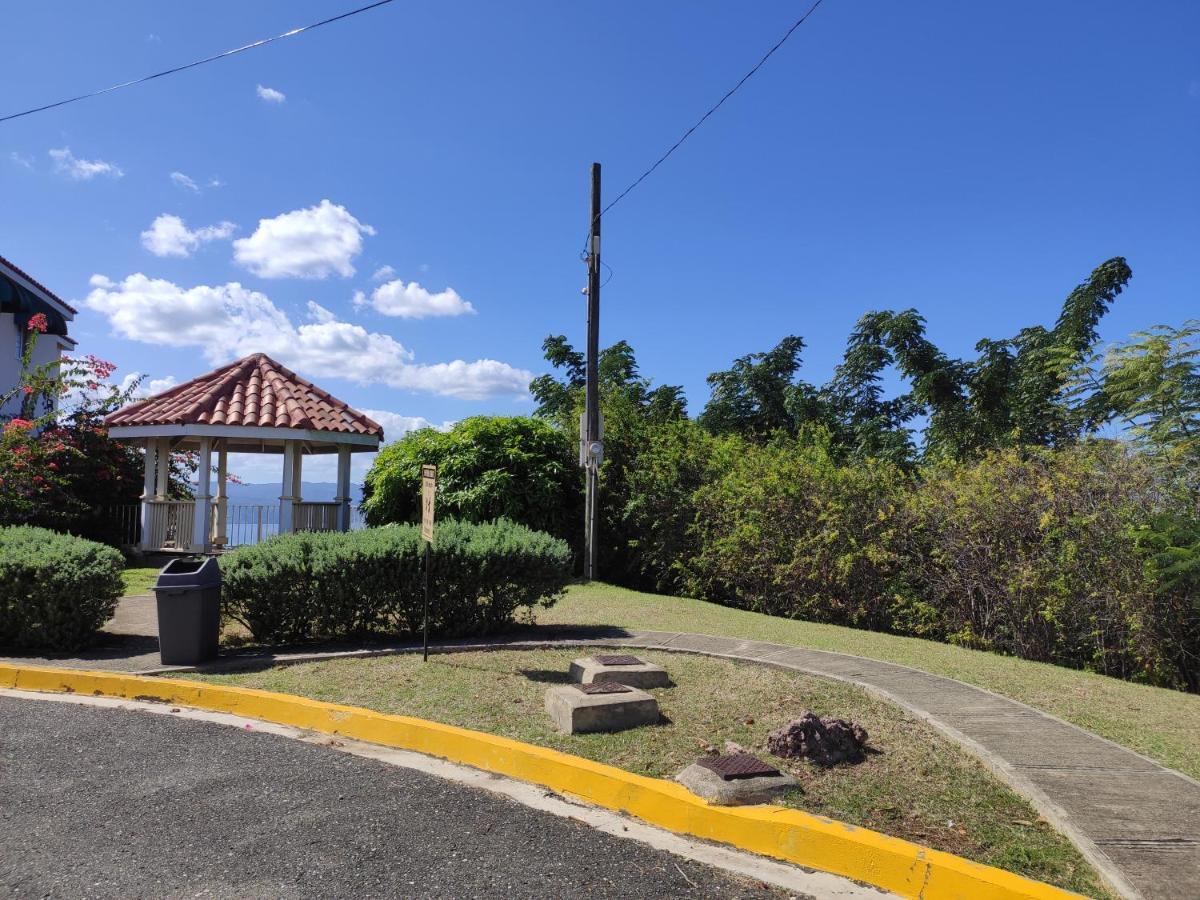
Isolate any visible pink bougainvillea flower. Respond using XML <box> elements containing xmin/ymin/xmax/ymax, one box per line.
<box><xmin>27</xmin><ymin>312</ymin><xmax>49</xmax><ymax>333</ymax></box>
<box><xmin>4</xmin><ymin>418</ymin><xmax>34</xmax><ymax>433</ymax></box>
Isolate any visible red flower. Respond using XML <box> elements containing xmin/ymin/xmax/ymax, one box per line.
<box><xmin>47</xmin><ymin>462</ymin><xmax>59</xmax><ymax>471</ymax></box>
<box><xmin>4</xmin><ymin>418</ymin><xmax>34</xmax><ymax>433</ymax></box>
<box><xmin>27</xmin><ymin>313</ymin><xmax>48</xmax><ymax>333</ymax></box>
<box><xmin>82</xmin><ymin>354</ymin><xmax>117</xmax><ymax>380</ymax></box>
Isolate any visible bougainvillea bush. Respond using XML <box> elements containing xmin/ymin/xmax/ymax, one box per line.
<box><xmin>0</xmin><ymin>314</ymin><xmax>189</xmax><ymax>542</ymax></box>
<box><xmin>0</xmin><ymin>525</ymin><xmax>123</xmax><ymax>650</ymax></box>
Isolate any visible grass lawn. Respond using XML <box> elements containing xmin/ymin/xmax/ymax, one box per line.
<box><xmin>538</xmin><ymin>583</ymin><xmax>1200</xmax><ymax>783</ymax></box>
<box><xmin>191</xmin><ymin>648</ymin><xmax>1109</xmax><ymax>897</ymax></box>
<box><xmin>120</xmin><ymin>565</ymin><xmax>159</xmax><ymax>597</ymax></box>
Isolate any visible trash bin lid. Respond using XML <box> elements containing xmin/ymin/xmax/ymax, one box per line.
<box><xmin>155</xmin><ymin>556</ymin><xmax>221</xmax><ymax>591</ymax></box>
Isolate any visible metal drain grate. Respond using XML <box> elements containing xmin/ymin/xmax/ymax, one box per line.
<box><xmin>695</xmin><ymin>754</ymin><xmax>781</xmax><ymax>781</ymax></box>
<box><xmin>577</xmin><ymin>681</ymin><xmax>633</xmax><ymax>695</ymax></box>
<box><xmin>594</xmin><ymin>654</ymin><xmax>643</xmax><ymax>667</ymax></box>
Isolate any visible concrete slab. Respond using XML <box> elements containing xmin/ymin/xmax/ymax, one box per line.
<box><xmin>676</xmin><ymin>760</ymin><xmax>798</xmax><ymax>806</ymax></box>
<box><xmin>544</xmin><ymin>684</ymin><xmax>660</xmax><ymax>734</ymax></box>
<box><xmin>569</xmin><ymin>655</ymin><xmax>670</xmax><ymax>689</ymax></box>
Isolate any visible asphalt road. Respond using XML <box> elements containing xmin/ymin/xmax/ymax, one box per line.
<box><xmin>0</xmin><ymin>697</ymin><xmax>784</xmax><ymax>899</ymax></box>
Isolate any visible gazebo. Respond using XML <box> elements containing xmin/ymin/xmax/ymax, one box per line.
<box><xmin>105</xmin><ymin>353</ymin><xmax>384</xmax><ymax>553</ymax></box>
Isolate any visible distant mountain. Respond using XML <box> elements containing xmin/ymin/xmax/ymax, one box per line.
<box><xmin>221</xmin><ymin>481</ymin><xmax>365</xmax><ymax>505</ymax></box>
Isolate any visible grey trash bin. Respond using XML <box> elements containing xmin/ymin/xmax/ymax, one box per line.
<box><xmin>154</xmin><ymin>557</ymin><xmax>221</xmax><ymax>665</ymax></box>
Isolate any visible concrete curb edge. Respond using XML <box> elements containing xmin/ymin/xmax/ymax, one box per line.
<box><xmin>0</xmin><ymin>661</ymin><xmax>1082</xmax><ymax>900</ymax></box>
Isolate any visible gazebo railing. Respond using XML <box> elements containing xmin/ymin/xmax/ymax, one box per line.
<box><xmin>145</xmin><ymin>499</ymin><xmax>196</xmax><ymax>550</ymax></box>
<box><xmin>139</xmin><ymin>500</ymin><xmax>359</xmax><ymax>551</ymax></box>
<box><xmin>294</xmin><ymin>501</ymin><xmax>342</xmax><ymax>533</ymax></box>
<box><xmin>100</xmin><ymin>504</ymin><xmax>141</xmax><ymax>547</ymax></box>
<box><xmin>219</xmin><ymin>504</ymin><xmax>280</xmax><ymax>547</ymax></box>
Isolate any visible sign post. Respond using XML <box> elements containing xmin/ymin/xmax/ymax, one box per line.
<box><xmin>421</xmin><ymin>464</ymin><xmax>436</xmax><ymax>662</ymax></box>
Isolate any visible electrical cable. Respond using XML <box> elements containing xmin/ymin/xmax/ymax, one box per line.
<box><xmin>0</xmin><ymin>0</ymin><xmax>396</xmax><ymax>124</ymax></box>
<box><xmin>584</xmin><ymin>0</ymin><xmax>826</xmax><ymax>247</ymax></box>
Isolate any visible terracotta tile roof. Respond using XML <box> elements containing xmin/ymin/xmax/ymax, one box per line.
<box><xmin>0</xmin><ymin>254</ymin><xmax>77</xmax><ymax>314</ymax></box>
<box><xmin>104</xmin><ymin>353</ymin><xmax>384</xmax><ymax>438</ymax></box>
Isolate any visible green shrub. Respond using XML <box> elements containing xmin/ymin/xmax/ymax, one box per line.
<box><xmin>0</xmin><ymin>525</ymin><xmax>123</xmax><ymax>650</ymax></box>
<box><xmin>677</xmin><ymin>433</ymin><xmax>1200</xmax><ymax>691</ymax></box>
<box><xmin>361</xmin><ymin>417</ymin><xmax>581</xmax><ymax>548</ymax></box>
<box><xmin>220</xmin><ymin>519</ymin><xmax>572</xmax><ymax>644</ymax></box>
<box><xmin>685</xmin><ymin>431</ymin><xmax>913</xmax><ymax>632</ymax></box>
<box><xmin>1132</xmin><ymin>512</ymin><xmax>1200</xmax><ymax>692</ymax></box>
<box><xmin>907</xmin><ymin>444</ymin><xmax>1167</xmax><ymax>680</ymax></box>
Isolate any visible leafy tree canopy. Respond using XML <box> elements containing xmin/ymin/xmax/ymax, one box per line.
<box><xmin>361</xmin><ymin>416</ymin><xmax>581</xmax><ymax>544</ymax></box>
<box><xmin>697</xmin><ymin>256</ymin><xmax>1133</xmax><ymax>463</ymax></box>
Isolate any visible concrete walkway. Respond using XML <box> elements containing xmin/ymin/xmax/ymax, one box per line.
<box><xmin>4</xmin><ymin>596</ymin><xmax>1197</xmax><ymax>899</ymax></box>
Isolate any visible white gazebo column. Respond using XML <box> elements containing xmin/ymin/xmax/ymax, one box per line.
<box><xmin>215</xmin><ymin>441</ymin><xmax>229</xmax><ymax>547</ymax></box>
<box><xmin>292</xmin><ymin>443</ymin><xmax>304</xmax><ymax>505</ymax></box>
<box><xmin>138</xmin><ymin>440</ymin><xmax>157</xmax><ymax>550</ymax></box>
<box><xmin>191</xmin><ymin>437</ymin><xmax>213</xmax><ymax>553</ymax></box>
<box><xmin>280</xmin><ymin>440</ymin><xmax>298</xmax><ymax>534</ymax></box>
<box><xmin>335</xmin><ymin>444</ymin><xmax>352</xmax><ymax>532</ymax></box>
<box><xmin>154</xmin><ymin>437</ymin><xmax>170</xmax><ymax>499</ymax></box>
<box><xmin>149</xmin><ymin>438</ymin><xmax>171</xmax><ymax>551</ymax></box>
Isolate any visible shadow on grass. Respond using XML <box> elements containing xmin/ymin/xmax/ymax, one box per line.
<box><xmin>519</xmin><ymin>669</ymin><xmax>572</xmax><ymax>684</ymax></box>
<box><xmin>795</xmin><ymin>745</ymin><xmax>882</xmax><ymax>770</ymax></box>
<box><xmin>506</xmin><ymin>623</ymin><xmax>635</xmax><ymax>642</ymax></box>
<box><xmin>177</xmin><ymin>622</ymin><xmax>640</xmax><ymax>677</ymax></box>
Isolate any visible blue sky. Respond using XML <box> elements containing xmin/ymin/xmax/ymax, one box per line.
<box><xmin>3</xmin><ymin>1</ymin><xmax>1198</xmax><ymax>481</ymax></box>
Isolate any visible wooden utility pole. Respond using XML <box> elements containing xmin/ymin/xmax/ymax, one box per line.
<box><xmin>583</xmin><ymin>162</ymin><xmax>602</xmax><ymax>581</ymax></box>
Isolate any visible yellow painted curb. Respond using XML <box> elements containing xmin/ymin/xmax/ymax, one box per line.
<box><xmin>0</xmin><ymin>663</ymin><xmax>1082</xmax><ymax>900</ymax></box>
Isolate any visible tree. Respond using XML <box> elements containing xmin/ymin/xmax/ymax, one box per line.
<box><xmin>361</xmin><ymin>416</ymin><xmax>581</xmax><ymax>545</ymax></box>
<box><xmin>1096</xmin><ymin>321</ymin><xmax>1200</xmax><ymax>465</ymax></box>
<box><xmin>823</xmin><ymin>257</ymin><xmax>1131</xmax><ymax>461</ymax></box>
<box><xmin>698</xmin><ymin>336</ymin><xmax>817</xmax><ymax>438</ymax></box>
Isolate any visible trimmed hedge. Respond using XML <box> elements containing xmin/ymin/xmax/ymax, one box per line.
<box><xmin>0</xmin><ymin>525</ymin><xmax>124</xmax><ymax>650</ymax></box>
<box><xmin>221</xmin><ymin>519</ymin><xmax>572</xmax><ymax>644</ymax></box>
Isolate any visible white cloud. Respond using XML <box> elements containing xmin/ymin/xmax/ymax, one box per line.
<box><xmin>256</xmin><ymin>84</ymin><xmax>286</xmax><ymax>103</ymax></box>
<box><xmin>119</xmin><ymin>373</ymin><xmax>178</xmax><ymax>399</ymax></box>
<box><xmin>360</xmin><ymin>409</ymin><xmax>454</xmax><ymax>440</ymax></box>
<box><xmin>141</xmin><ymin>214</ymin><xmax>237</xmax><ymax>258</ymax></box>
<box><xmin>170</xmin><ymin>171</ymin><xmax>223</xmax><ymax>193</ymax></box>
<box><xmin>232</xmin><ymin>200</ymin><xmax>374</xmax><ymax>279</ymax></box>
<box><xmin>9</xmin><ymin>152</ymin><xmax>33</xmax><ymax>169</ymax></box>
<box><xmin>372</xmin><ymin>265</ymin><xmax>396</xmax><ymax>282</ymax></box>
<box><xmin>170</xmin><ymin>171</ymin><xmax>200</xmax><ymax>192</ymax></box>
<box><xmin>145</xmin><ymin>375</ymin><xmax>179</xmax><ymax>395</ymax></box>
<box><xmin>49</xmin><ymin>147</ymin><xmax>123</xmax><ymax>180</ymax></box>
<box><xmin>85</xmin><ymin>273</ymin><xmax>532</xmax><ymax>399</ymax></box>
<box><xmin>355</xmin><ymin>279</ymin><xmax>476</xmax><ymax>319</ymax></box>
<box><xmin>306</xmin><ymin>300</ymin><xmax>337</xmax><ymax>324</ymax></box>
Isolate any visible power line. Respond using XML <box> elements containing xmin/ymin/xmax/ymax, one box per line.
<box><xmin>591</xmin><ymin>0</ymin><xmax>827</xmax><ymax>234</ymax></box>
<box><xmin>0</xmin><ymin>0</ymin><xmax>397</xmax><ymax>124</ymax></box>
